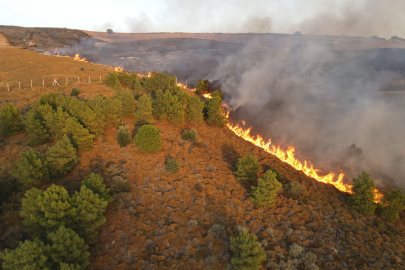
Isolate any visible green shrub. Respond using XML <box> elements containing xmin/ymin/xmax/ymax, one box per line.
<box><xmin>211</xmin><ymin>90</ymin><xmax>223</xmax><ymax>101</ymax></box>
<box><xmin>11</xmin><ymin>148</ymin><xmax>49</xmax><ymax>188</ymax></box>
<box><xmin>116</xmin><ymin>125</ymin><xmax>132</xmax><ymax>147</ymax></box>
<box><xmin>134</xmin><ymin>95</ymin><xmax>154</xmax><ymax>124</ymax></box>
<box><xmin>0</xmin><ymin>177</ymin><xmax>19</xmax><ymax>205</ymax></box>
<box><xmin>167</xmin><ymin>97</ymin><xmax>185</xmax><ymax>127</ymax></box>
<box><xmin>250</xmin><ymin>170</ymin><xmax>282</xmax><ymax>208</ymax></box>
<box><xmin>182</xmin><ymin>128</ymin><xmax>198</xmax><ymax>142</ymax></box>
<box><xmin>287</xmin><ymin>181</ymin><xmax>303</xmax><ymax>194</ymax></box>
<box><xmin>103</xmin><ymin>73</ymin><xmax>119</xmax><ymax>87</ymax></box>
<box><xmin>82</xmin><ymin>173</ymin><xmax>112</xmax><ymax>203</ymax></box>
<box><xmin>102</xmin><ymin>97</ymin><xmax>123</xmax><ymax>129</ymax></box>
<box><xmin>134</xmin><ymin>125</ymin><xmax>162</xmax><ymax>154</ymax></box>
<box><xmin>43</xmin><ymin>107</ymin><xmax>70</xmax><ymax>141</ymax></box>
<box><xmin>205</xmin><ymin>97</ymin><xmax>227</xmax><ymax>127</ymax></box>
<box><xmin>0</xmin><ymin>103</ymin><xmax>22</xmax><ymax>135</ymax></box>
<box><xmin>135</xmin><ymin>120</ymin><xmax>150</xmax><ymax>126</ymax></box>
<box><xmin>20</xmin><ymin>185</ymin><xmax>72</xmax><ymax>235</ymax></box>
<box><xmin>60</xmin><ymin>263</ymin><xmax>81</xmax><ymax>270</ymax></box>
<box><xmin>289</xmin><ymin>243</ymin><xmax>304</xmax><ymax>258</ymax></box>
<box><xmin>24</xmin><ymin>102</ymin><xmax>52</xmax><ymax>145</ymax></box>
<box><xmin>230</xmin><ymin>232</ymin><xmax>266</xmax><ymax>270</ymax></box>
<box><xmin>70</xmin><ymin>88</ymin><xmax>81</xmax><ymax>96</ymax></box>
<box><xmin>186</xmin><ymin>96</ymin><xmax>204</xmax><ymax>125</ymax></box>
<box><xmin>64</xmin><ymin>117</ymin><xmax>95</xmax><ymax>151</ymax></box>
<box><xmin>109</xmin><ymin>179</ymin><xmax>131</xmax><ymax>194</ymax></box>
<box><xmin>47</xmin><ymin>226</ymin><xmax>90</xmax><ymax>269</ymax></box>
<box><xmin>347</xmin><ymin>171</ymin><xmax>377</xmax><ymax>216</ymax></box>
<box><xmin>379</xmin><ymin>189</ymin><xmax>405</xmax><ymax>222</ymax></box>
<box><xmin>126</xmin><ymin>72</ymin><xmax>143</xmax><ymax>91</ymax></box>
<box><xmin>0</xmin><ymin>239</ymin><xmax>50</xmax><ymax>270</ymax></box>
<box><xmin>235</xmin><ymin>153</ymin><xmax>259</xmax><ymax>183</ymax></box>
<box><xmin>117</xmin><ymin>91</ymin><xmax>136</xmax><ymax>117</ymax></box>
<box><xmin>166</xmin><ymin>158</ymin><xmax>179</xmax><ymax>174</ymax></box>
<box><xmin>196</xmin><ymin>80</ymin><xmax>208</xmax><ymax>95</ymax></box>
<box><xmin>46</xmin><ymin>135</ymin><xmax>78</xmax><ymax>178</ymax></box>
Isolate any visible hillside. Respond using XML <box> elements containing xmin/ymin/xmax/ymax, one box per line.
<box><xmin>1</xmin><ymin>46</ymin><xmax>405</xmax><ymax>270</ymax></box>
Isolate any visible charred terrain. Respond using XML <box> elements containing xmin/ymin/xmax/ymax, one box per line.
<box><xmin>0</xmin><ymin>29</ymin><xmax>405</xmax><ymax>270</ymax></box>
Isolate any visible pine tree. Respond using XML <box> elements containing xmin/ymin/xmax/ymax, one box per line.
<box><xmin>47</xmin><ymin>226</ymin><xmax>90</xmax><ymax>269</ymax></box>
<box><xmin>126</xmin><ymin>72</ymin><xmax>142</xmax><ymax>91</ymax></box>
<box><xmin>235</xmin><ymin>153</ymin><xmax>259</xmax><ymax>183</ymax></box>
<box><xmin>103</xmin><ymin>97</ymin><xmax>123</xmax><ymax>129</ymax></box>
<box><xmin>43</xmin><ymin>107</ymin><xmax>70</xmax><ymax>141</ymax></box>
<box><xmin>347</xmin><ymin>171</ymin><xmax>377</xmax><ymax>216</ymax></box>
<box><xmin>55</xmin><ymin>94</ymin><xmax>67</xmax><ymax>109</ymax></box>
<box><xmin>0</xmin><ymin>103</ymin><xmax>22</xmax><ymax>135</ymax></box>
<box><xmin>64</xmin><ymin>117</ymin><xmax>95</xmax><ymax>151</ymax></box>
<box><xmin>25</xmin><ymin>102</ymin><xmax>52</xmax><ymax>145</ymax></box>
<box><xmin>116</xmin><ymin>125</ymin><xmax>132</xmax><ymax>147</ymax></box>
<box><xmin>152</xmin><ymin>90</ymin><xmax>171</xmax><ymax>121</ymax></box>
<box><xmin>20</xmin><ymin>185</ymin><xmax>73</xmax><ymax>235</ymax></box>
<box><xmin>134</xmin><ymin>125</ymin><xmax>162</xmax><ymax>154</ymax></box>
<box><xmin>117</xmin><ymin>91</ymin><xmax>136</xmax><ymax>117</ymax></box>
<box><xmin>93</xmin><ymin>95</ymin><xmax>106</xmax><ymax>107</ymax></box>
<box><xmin>82</xmin><ymin>173</ymin><xmax>112</xmax><ymax>203</ymax></box>
<box><xmin>230</xmin><ymin>232</ymin><xmax>266</xmax><ymax>270</ymax></box>
<box><xmin>40</xmin><ymin>93</ymin><xmax>59</xmax><ymax>109</ymax></box>
<box><xmin>60</xmin><ymin>263</ymin><xmax>81</xmax><ymax>270</ymax></box>
<box><xmin>205</xmin><ymin>97</ymin><xmax>227</xmax><ymax>127</ymax></box>
<box><xmin>11</xmin><ymin>148</ymin><xmax>49</xmax><ymax>188</ymax></box>
<box><xmin>168</xmin><ymin>95</ymin><xmax>185</xmax><ymax>127</ymax></box>
<box><xmin>92</xmin><ymin>105</ymin><xmax>106</xmax><ymax>136</ymax></box>
<box><xmin>379</xmin><ymin>189</ymin><xmax>405</xmax><ymax>222</ymax></box>
<box><xmin>250</xmin><ymin>170</ymin><xmax>282</xmax><ymax>208</ymax></box>
<box><xmin>112</xmin><ymin>75</ymin><xmax>123</xmax><ymax>92</ymax></box>
<box><xmin>134</xmin><ymin>95</ymin><xmax>154</xmax><ymax>124</ymax></box>
<box><xmin>46</xmin><ymin>135</ymin><xmax>78</xmax><ymax>178</ymax></box>
<box><xmin>70</xmin><ymin>186</ymin><xmax>108</xmax><ymax>244</ymax></box>
<box><xmin>186</xmin><ymin>96</ymin><xmax>204</xmax><ymax>125</ymax></box>
<box><xmin>0</xmin><ymin>239</ymin><xmax>50</xmax><ymax>270</ymax></box>
<box><xmin>211</xmin><ymin>90</ymin><xmax>223</xmax><ymax>101</ymax></box>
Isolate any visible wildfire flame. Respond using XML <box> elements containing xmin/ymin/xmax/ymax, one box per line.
<box><xmin>115</xmin><ymin>66</ymin><xmax>124</xmax><ymax>72</ymax></box>
<box><xmin>73</xmin><ymin>53</ymin><xmax>87</xmax><ymax>62</ymax></box>
<box><xmin>177</xmin><ymin>83</ymin><xmax>187</xmax><ymax>89</ymax></box>
<box><xmin>222</xmin><ymin>110</ymin><xmax>383</xmax><ymax>202</ymax></box>
<box><xmin>203</xmin><ymin>93</ymin><xmax>213</xmax><ymax>99</ymax></box>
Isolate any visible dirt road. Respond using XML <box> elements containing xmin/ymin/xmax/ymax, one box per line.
<box><xmin>0</xmin><ymin>34</ymin><xmax>9</xmax><ymax>48</ymax></box>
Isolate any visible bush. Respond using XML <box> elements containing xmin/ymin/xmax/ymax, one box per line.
<box><xmin>70</xmin><ymin>88</ymin><xmax>81</xmax><ymax>96</ymax></box>
<box><xmin>134</xmin><ymin>95</ymin><xmax>154</xmax><ymax>124</ymax></box>
<box><xmin>166</xmin><ymin>158</ymin><xmax>179</xmax><ymax>174</ymax></box>
<box><xmin>0</xmin><ymin>103</ymin><xmax>22</xmax><ymax>135</ymax></box>
<box><xmin>250</xmin><ymin>170</ymin><xmax>282</xmax><ymax>208</ymax></box>
<box><xmin>182</xmin><ymin>128</ymin><xmax>198</xmax><ymax>142</ymax></box>
<box><xmin>289</xmin><ymin>243</ymin><xmax>304</xmax><ymax>258</ymax></box>
<box><xmin>46</xmin><ymin>135</ymin><xmax>78</xmax><ymax>178</ymax></box>
<box><xmin>82</xmin><ymin>173</ymin><xmax>112</xmax><ymax>203</ymax></box>
<box><xmin>379</xmin><ymin>189</ymin><xmax>405</xmax><ymax>222</ymax></box>
<box><xmin>186</xmin><ymin>96</ymin><xmax>204</xmax><ymax>125</ymax></box>
<box><xmin>287</xmin><ymin>181</ymin><xmax>303</xmax><ymax>194</ymax></box>
<box><xmin>230</xmin><ymin>232</ymin><xmax>266</xmax><ymax>270</ymax></box>
<box><xmin>134</xmin><ymin>125</ymin><xmax>162</xmax><ymax>154</ymax></box>
<box><xmin>205</xmin><ymin>97</ymin><xmax>227</xmax><ymax>127</ymax></box>
<box><xmin>347</xmin><ymin>171</ymin><xmax>377</xmax><ymax>216</ymax></box>
<box><xmin>47</xmin><ymin>226</ymin><xmax>90</xmax><ymax>269</ymax></box>
<box><xmin>0</xmin><ymin>177</ymin><xmax>19</xmax><ymax>205</ymax></box>
<box><xmin>0</xmin><ymin>239</ymin><xmax>49</xmax><ymax>270</ymax></box>
<box><xmin>235</xmin><ymin>153</ymin><xmax>259</xmax><ymax>183</ymax></box>
<box><xmin>208</xmin><ymin>224</ymin><xmax>225</xmax><ymax>239</ymax></box>
<box><xmin>11</xmin><ymin>148</ymin><xmax>49</xmax><ymax>188</ymax></box>
<box><xmin>116</xmin><ymin>125</ymin><xmax>132</xmax><ymax>147</ymax></box>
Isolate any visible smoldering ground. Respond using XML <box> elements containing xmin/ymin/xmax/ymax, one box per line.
<box><xmin>212</xmin><ymin>39</ymin><xmax>405</xmax><ymax>190</ymax></box>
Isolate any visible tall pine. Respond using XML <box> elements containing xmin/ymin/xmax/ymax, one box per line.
<box><xmin>46</xmin><ymin>135</ymin><xmax>78</xmax><ymax>178</ymax></box>
<box><xmin>134</xmin><ymin>95</ymin><xmax>154</xmax><ymax>124</ymax></box>
<box><xmin>64</xmin><ymin>117</ymin><xmax>95</xmax><ymax>151</ymax></box>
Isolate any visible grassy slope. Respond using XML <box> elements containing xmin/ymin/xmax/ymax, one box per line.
<box><xmin>0</xmin><ymin>47</ymin><xmax>404</xmax><ymax>270</ymax></box>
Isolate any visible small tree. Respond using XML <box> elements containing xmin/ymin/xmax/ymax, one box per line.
<box><xmin>186</xmin><ymin>96</ymin><xmax>204</xmax><ymax>125</ymax></box>
<box><xmin>103</xmin><ymin>97</ymin><xmax>123</xmax><ymax>129</ymax></box>
<box><xmin>116</xmin><ymin>125</ymin><xmax>132</xmax><ymax>147</ymax></box>
<box><xmin>70</xmin><ymin>88</ymin><xmax>81</xmax><ymax>96</ymax></box>
<box><xmin>43</xmin><ymin>107</ymin><xmax>70</xmax><ymax>141</ymax></box>
<box><xmin>379</xmin><ymin>189</ymin><xmax>405</xmax><ymax>222</ymax></box>
<box><xmin>211</xmin><ymin>90</ymin><xmax>223</xmax><ymax>101</ymax></box>
<box><xmin>168</xmin><ymin>96</ymin><xmax>185</xmax><ymax>127</ymax></box>
<box><xmin>117</xmin><ymin>91</ymin><xmax>136</xmax><ymax>117</ymax></box>
<box><xmin>134</xmin><ymin>125</ymin><xmax>162</xmax><ymax>154</ymax></box>
<box><xmin>182</xmin><ymin>128</ymin><xmax>198</xmax><ymax>142</ymax></box>
<box><xmin>347</xmin><ymin>171</ymin><xmax>377</xmax><ymax>216</ymax></box>
<box><xmin>250</xmin><ymin>170</ymin><xmax>282</xmax><ymax>208</ymax></box>
<box><xmin>25</xmin><ymin>102</ymin><xmax>52</xmax><ymax>145</ymax></box>
<box><xmin>64</xmin><ymin>117</ymin><xmax>95</xmax><ymax>151</ymax></box>
<box><xmin>70</xmin><ymin>186</ymin><xmax>108</xmax><ymax>244</ymax></box>
<box><xmin>205</xmin><ymin>97</ymin><xmax>227</xmax><ymax>127</ymax></box>
<box><xmin>166</xmin><ymin>158</ymin><xmax>179</xmax><ymax>174</ymax></box>
<box><xmin>134</xmin><ymin>95</ymin><xmax>154</xmax><ymax>124</ymax></box>
<box><xmin>195</xmin><ymin>80</ymin><xmax>208</xmax><ymax>95</ymax></box>
<box><xmin>82</xmin><ymin>173</ymin><xmax>112</xmax><ymax>203</ymax></box>
<box><xmin>230</xmin><ymin>232</ymin><xmax>266</xmax><ymax>270</ymax></box>
<box><xmin>0</xmin><ymin>177</ymin><xmax>19</xmax><ymax>205</ymax></box>
<box><xmin>11</xmin><ymin>148</ymin><xmax>49</xmax><ymax>188</ymax></box>
<box><xmin>0</xmin><ymin>103</ymin><xmax>22</xmax><ymax>135</ymax></box>
<box><xmin>46</xmin><ymin>135</ymin><xmax>78</xmax><ymax>178</ymax></box>
<box><xmin>235</xmin><ymin>153</ymin><xmax>259</xmax><ymax>183</ymax></box>
<box><xmin>47</xmin><ymin>226</ymin><xmax>90</xmax><ymax>269</ymax></box>
<box><xmin>0</xmin><ymin>239</ymin><xmax>50</xmax><ymax>270</ymax></box>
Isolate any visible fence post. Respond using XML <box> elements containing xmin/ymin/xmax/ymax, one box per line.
<box><xmin>43</xmin><ymin>79</ymin><xmax>44</xmax><ymax>87</ymax></box>
<box><xmin>100</xmin><ymin>75</ymin><xmax>101</xmax><ymax>82</ymax></box>
<box><xmin>89</xmin><ymin>76</ymin><xmax>90</xmax><ymax>84</ymax></box>
<box><xmin>66</xmin><ymin>77</ymin><xmax>68</xmax><ymax>84</ymax></box>
<box><xmin>19</xmin><ymin>82</ymin><xmax>20</xmax><ymax>89</ymax></box>
<box><xmin>31</xmin><ymin>80</ymin><xmax>32</xmax><ymax>88</ymax></box>
<box><xmin>7</xmin><ymin>83</ymin><xmax>9</xmax><ymax>92</ymax></box>
<box><xmin>78</xmin><ymin>76</ymin><xmax>80</xmax><ymax>83</ymax></box>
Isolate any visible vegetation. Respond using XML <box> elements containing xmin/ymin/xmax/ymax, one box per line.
<box><xmin>347</xmin><ymin>171</ymin><xmax>377</xmax><ymax>216</ymax></box>
<box><xmin>250</xmin><ymin>170</ymin><xmax>282</xmax><ymax>208</ymax></box>
<box><xmin>24</xmin><ymin>102</ymin><xmax>52</xmax><ymax>145</ymax></box>
<box><xmin>166</xmin><ymin>158</ymin><xmax>179</xmax><ymax>174</ymax></box>
<box><xmin>235</xmin><ymin>153</ymin><xmax>259</xmax><ymax>183</ymax></box>
<box><xmin>134</xmin><ymin>125</ymin><xmax>162</xmax><ymax>154</ymax></box>
<box><xmin>195</xmin><ymin>79</ymin><xmax>208</xmax><ymax>95</ymax></box>
<box><xmin>287</xmin><ymin>181</ymin><xmax>303</xmax><ymax>194</ymax></box>
<box><xmin>186</xmin><ymin>96</ymin><xmax>204</xmax><ymax>125</ymax></box>
<box><xmin>134</xmin><ymin>95</ymin><xmax>154</xmax><ymax>124</ymax></box>
<box><xmin>211</xmin><ymin>90</ymin><xmax>223</xmax><ymax>101</ymax></box>
<box><xmin>230</xmin><ymin>232</ymin><xmax>266</xmax><ymax>270</ymax></box>
<box><xmin>182</xmin><ymin>128</ymin><xmax>198</xmax><ymax>142</ymax></box>
<box><xmin>205</xmin><ymin>97</ymin><xmax>227</xmax><ymax>127</ymax></box>
<box><xmin>116</xmin><ymin>125</ymin><xmax>132</xmax><ymax>147</ymax></box>
<box><xmin>11</xmin><ymin>148</ymin><xmax>49</xmax><ymax>188</ymax></box>
<box><xmin>102</xmin><ymin>97</ymin><xmax>123</xmax><ymax>129</ymax></box>
<box><xmin>70</xmin><ymin>88</ymin><xmax>81</xmax><ymax>96</ymax></box>
<box><xmin>0</xmin><ymin>103</ymin><xmax>22</xmax><ymax>135</ymax></box>
<box><xmin>0</xmin><ymin>177</ymin><xmax>19</xmax><ymax>205</ymax></box>
<box><xmin>379</xmin><ymin>189</ymin><xmax>405</xmax><ymax>222</ymax></box>
<box><xmin>82</xmin><ymin>173</ymin><xmax>112</xmax><ymax>203</ymax></box>
<box><xmin>64</xmin><ymin>117</ymin><xmax>95</xmax><ymax>151</ymax></box>
<box><xmin>46</xmin><ymin>135</ymin><xmax>78</xmax><ymax>178</ymax></box>
<box><xmin>117</xmin><ymin>91</ymin><xmax>136</xmax><ymax>117</ymax></box>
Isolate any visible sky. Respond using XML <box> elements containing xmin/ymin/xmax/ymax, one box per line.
<box><xmin>1</xmin><ymin>0</ymin><xmax>404</xmax><ymax>38</ymax></box>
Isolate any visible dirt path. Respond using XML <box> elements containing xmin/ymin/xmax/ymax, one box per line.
<box><xmin>0</xmin><ymin>34</ymin><xmax>9</xmax><ymax>48</ymax></box>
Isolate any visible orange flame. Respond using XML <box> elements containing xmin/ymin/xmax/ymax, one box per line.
<box><xmin>177</xmin><ymin>83</ymin><xmax>187</xmax><ymax>89</ymax></box>
<box><xmin>115</xmin><ymin>66</ymin><xmax>124</xmax><ymax>72</ymax></box>
<box><xmin>73</xmin><ymin>53</ymin><xmax>87</xmax><ymax>62</ymax></box>
<box><xmin>223</xmin><ymin>110</ymin><xmax>383</xmax><ymax>202</ymax></box>
<box><xmin>203</xmin><ymin>93</ymin><xmax>212</xmax><ymax>99</ymax></box>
